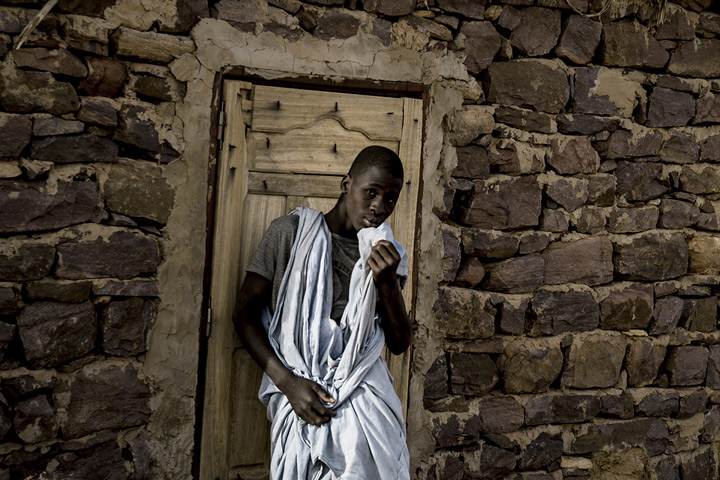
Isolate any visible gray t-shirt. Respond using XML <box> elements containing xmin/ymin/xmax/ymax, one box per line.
<box><xmin>246</xmin><ymin>214</ymin><xmax>360</xmax><ymax>321</ymax></box>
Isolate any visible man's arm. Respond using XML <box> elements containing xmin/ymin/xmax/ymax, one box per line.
<box><xmin>234</xmin><ymin>272</ymin><xmax>336</xmax><ymax>425</ymax></box>
<box><xmin>368</xmin><ymin>241</ymin><xmax>412</xmax><ymax>355</ymax></box>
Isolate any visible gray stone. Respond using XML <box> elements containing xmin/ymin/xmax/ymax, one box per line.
<box><xmin>606</xmin><ymin>129</ymin><xmax>663</xmax><ymax>159</ymax></box>
<box><xmin>17</xmin><ymin>301</ymin><xmax>96</xmax><ymax>368</ymax></box>
<box><xmin>101</xmin><ymin>298</ymin><xmax>153</xmax><ymax>356</ymax></box>
<box><xmin>572</xmin><ymin>67</ymin><xmax>644</xmax><ymax>118</ymax></box>
<box><xmin>0</xmin><ymin>371</ymin><xmax>57</xmax><ymax>401</ymax></box>
<box><xmin>454</xmin><ymin>257</ymin><xmax>485</xmax><ymax>288</ymax></box>
<box><xmin>446</xmin><ymin>106</ymin><xmax>494</xmax><ymax>147</ymax></box>
<box><xmin>0</xmin><ymin>320</ymin><xmax>15</xmax><ymax>360</ymax></box>
<box><xmin>453</xmin><ymin>146</ymin><xmax>490</xmax><ymax>179</ymax></box>
<box><xmin>31</xmin><ymin>135</ymin><xmax>118</xmax><ymax>163</ymax></box>
<box><xmin>483</xmin><ymin>254</ymin><xmax>544</xmax><ymax>294</ymax></box>
<box><xmin>459</xmin><ymin>21</ymin><xmax>501</xmax><ymax>74</ymax></box>
<box><xmin>626</xmin><ymin>338</ymin><xmax>666</xmax><ymax>387</ymax></box>
<box><xmin>700</xmin><ymin>135</ymin><xmax>720</xmax><ymax>163</ymax></box>
<box><xmin>681</xmin><ymin>165</ymin><xmax>720</xmax><ymax>194</ymax></box>
<box><xmin>545</xmin><ymin>175</ymin><xmax>589</xmax><ymax>212</ymax></box>
<box><xmin>494</xmin><ymin>106</ymin><xmax>554</xmax><ymax>134</ymax></box>
<box><xmin>57</xmin><ymin>228</ymin><xmax>159</xmax><ymax>279</ymax></box>
<box><xmin>660</xmin><ymin>129</ymin><xmax>699</xmax><ymax>164</ymax></box>
<box><xmin>518</xmin><ymin>432</ymin><xmax>563</xmax><ymax>470</ymax></box>
<box><xmin>699</xmin><ymin>11</ymin><xmax>720</xmax><ymax>36</ymax></box>
<box><xmin>404</xmin><ymin>16</ymin><xmax>451</xmax><ymax>42</ymax></box>
<box><xmin>695</xmin><ymin>93</ymin><xmax>720</xmax><ymax>124</ymax></box>
<box><xmin>101</xmin><ymin>161</ymin><xmax>175</xmax><ymax>224</ymax></box>
<box><xmin>682</xmin><ymin>296</ymin><xmax>717</xmax><ymax>333</ymax></box>
<box><xmin>562</xmin><ymin>332</ymin><xmax>626</xmax><ymax>389</ymax></box>
<box><xmin>529</xmin><ymin>288</ymin><xmax>599</xmax><ymax>336</ymax></box>
<box><xmin>600</xmin><ymin>283</ymin><xmax>654</xmax><ymax>330</ymax></box>
<box><xmin>434</xmin><ymin>287</ymin><xmax>495</xmax><ymax>340</ymax></box>
<box><xmin>601</xmin><ymin>19</ymin><xmax>669</xmax><ymax>68</ymax></box>
<box><xmin>614</xmin><ymin>232</ymin><xmax>688</xmax><ymax>282</ymax></box>
<box><xmin>554</xmin><ymin>15</ymin><xmax>602</xmax><ymax>65</ymax></box>
<box><xmin>11</xmin><ymin>48</ymin><xmax>87</xmax><ymax>77</ymax></box>
<box><xmin>548</xmin><ymin>136</ymin><xmax>598</xmax><ymax>174</ymax></box>
<box><xmin>0</xmin><ymin>9</ymin><xmax>22</xmax><ymax>34</ymax></box>
<box><xmin>702</xmin><ymin>407</ymin><xmax>720</xmax><ymax>444</ymax></box>
<box><xmin>659</xmin><ymin>199</ymin><xmax>700</xmax><ymax>228</ymax></box>
<box><xmin>0</xmin><ymin>287</ymin><xmax>19</xmax><ymax>315</ymax></box>
<box><xmin>557</xmin><ymin>113</ymin><xmax>621</xmax><ymax>135</ymax></box>
<box><xmin>0</xmin><ymin>179</ymin><xmax>98</xmax><ymax>233</ymax></box>
<box><xmin>608</xmin><ymin>206</ymin><xmax>658</xmax><ymax>233</ymax></box>
<box><xmin>473</xmin><ymin>396</ymin><xmax>524</xmax><ymax>434</ymax></box>
<box><xmin>656</xmin><ymin>8</ymin><xmax>695</xmax><ymax>41</ymax></box>
<box><xmin>600</xmin><ymin>391</ymin><xmax>635</xmax><ymax>419</ymax></box>
<box><xmin>450</xmin><ymin>353</ymin><xmax>498</xmax><ymax>396</ymax></box>
<box><xmin>25</xmin><ymin>280</ymin><xmax>92</xmax><ymax>303</ymax></box>
<box><xmin>441</xmin><ymin>224</ymin><xmax>461</xmax><ymax>282</ymax></box>
<box><xmin>92</xmin><ymin>278</ymin><xmax>160</xmax><ymax>296</ymax></box>
<box><xmin>525</xmin><ymin>393</ymin><xmax>600</xmax><ymax>425</ymax></box>
<box><xmin>509</xmin><ymin>7</ymin><xmax>561</xmax><ymax>57</ymax></box>
<box><xmin>518</xmin><ymin>232</ymin><xmax>552</xmax><ymax>254</ymax></box>
<box><xmin>540</xmin><ymin>208</ymin><xmax>568</xmax><ymax>232</ymax></box>
<box><xmin>13</xmin><ymin>395</ymin><xmax>58</xmax><ymax>444</ymax></box>
<box><xmin>41</xmin><ymin>441</ymin><xmax>127</xmax><ymax>480</ymax></box>
<box><xmin>543</xmin><ymin>237</ymin><xmax>612</xmax><ymax>286</ymax></box>
<box><xmin>668</xmin><ymin>39</ymin><xmax>720</xmax><ymax>78</ymax></box>
<box><xmin>113</xmin><ymin>27</ymin><xmax>195</xmax><ymax>63</ymax></box>
<box><xmin>0</xmin><ymin>240</ymin><xmax>55</xmax><ymax>281</ymax></box>
<box><xmin>499</xmin><ymin>340</ymin><xmax>563</xmax><ymax>394</ymax></box>
<box><xmin>367</xmin><ymin>0</ymin><xmax>416</xmax><ymax>16</ymax></box>
<box><xmin>616</xmin><ymin>161</ymin><xmax>668</xmax><ymax>202</ymax></box>
<box><xmin>114</xmin><ymin>104</ymin><xmax>162</xmax><ymax>153</ymax></box>
<box><xmin>570</xmin><ymin>418</ymin><xmax>668</xmax><ymax>456</ymax></box>
<box><xmin>708</xmin><ymin>346</ymin><xmax>720</xmax><ymax>389</ymax></box>
<box><xmin>32</xmin><ymin>117</ymin><xmax>84</xmax><ymax>136</ymax></box>
<box><xmin>0</xmin><ymin>69</ymin><xmax>79</xmax><ymax>115</ymax></box>
<box><xmin>64</xmin><ymin>363</ymin><xmax>151</xmax><ymax>439</ymax></box>
<box><xmin>78</xmin><ymin>97</ymin><xmax>117</xmax><ymax>127</ymax></box>
<box><xmin>680</xmin><ymin>447</ymin><xmax>717</xmax><ymax>480</ymax></box>
<box><xmin>424</xmin><ymin>354</ymin><xmax>449</xmax><ymax>406</ymax></box>
<box><xmin>572</xmin><ymin>206</ymin><xmax>605</xmax><ymax>234</ymax></box>
<box><xmin>652</xmin><ymin>455</ymin><xmax>680</xmax><ymax>480</ymax></box>
<box><xmin>665</xmin><ymin>346</ymin><xmax>709</xmax><ymax>386</ymax></box>
<box><xmin>496</xmin><ymin>297</ymin><xmax>528</xmax><ymax>334</ymax></box>
<box><xmin>437</xmin><ymin>0</ymin><xmax>486</xmax><ymax>19</ymax></box>
<box><xmin>647</xmin><ymin>87</ymin><xmax>695</xmax><ymax>128</ymax></box>
<box><xmin>78</xmin><ymin>57</ymin><xmax>128</xmax><ymax>97</ymax></box>
<box><xmin>0</xmin><ymin>113</ymin><xmax>31</xmax><ymax>158</ymax></box>
<box><xmin>487</xmin><ymin>60</ymin><xmax>569</xmax><ymax>114</ymax></box>
<box><xmin>487</xmin><ymin>139</ymin><xmax>545</xmax><ymax>174</ymax></box>
<box><xmin>464</xmin><ymin>444</ymin><xmax>517</xmax><ymax>479</ymax></box>
<box><xmin>580</xmin><ymin>173</ymin><xmax>615</xmax><ymax>206</ymax></box>
<box><xmin>314</xmin><ymin>11</ymin><xmax>360</xmax><ymax>40</ymax></box>
<box><xmin>460</xmin><ymin>176</ymin><xmax>542</xmax><ymax>229</ymax></box>
<box><xmin>431</xmin><ymin>414</ymin><xmax>478</xmax><ymax>447</ymax></box>
<box><xmin>60</xmin><ymin>11</ymin><xmax>111</xmax><ymax>55</ymax></box>
<box><xmin>678</xmin><ymin>389</ymin><xmax>707</xmax><ymax>419</ymax></box>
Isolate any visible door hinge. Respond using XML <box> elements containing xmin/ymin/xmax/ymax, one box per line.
<box><xmin>205</xmin><ymin>305</ymin><xmax>212</xmax><ymax>338</ymax></box>
<box><xmin>217</xmin><ymin>100</ymin><xmax>226</xmax><ymax>149</ymax></box>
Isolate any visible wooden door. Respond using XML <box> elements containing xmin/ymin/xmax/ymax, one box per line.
<box><xmin>199</xmin><ymin>81</ymin><xmax>423</xmax><ymax>479</ymax></box>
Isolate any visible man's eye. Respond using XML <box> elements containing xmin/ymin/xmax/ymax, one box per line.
<box><xmin>366</xmin><ymin>189</ymin><xmax>377</xmax><ymax>197</ymax></box>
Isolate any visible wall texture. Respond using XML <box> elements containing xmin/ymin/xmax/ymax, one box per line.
<box><xmin>0</xmin><ymin>0</ymin><xmax>719</xmax><ymax>479</ymax></box>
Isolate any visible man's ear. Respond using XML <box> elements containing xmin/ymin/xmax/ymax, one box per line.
<box><xmin>340</xmin><ymin>175</ymin><xmax>351</xmax><ymax>194</ymax></box>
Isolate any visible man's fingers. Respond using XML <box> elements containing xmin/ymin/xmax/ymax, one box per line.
<box><xmin>312</xmin><ymin>383</ymin><xmax>336</xmax><ymax>404</ymax></box>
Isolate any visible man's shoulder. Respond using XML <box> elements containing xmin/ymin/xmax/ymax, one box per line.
<box><xmin>268</xmin><ymin>213</ymin><xmax>299</xmax><ymax>234</ymax></box>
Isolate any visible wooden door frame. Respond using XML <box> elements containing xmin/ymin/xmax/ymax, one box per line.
<box><xmin>192</xmin><ymin>69</ymin><xmax>428</xmax><ymax>479</ymax></box>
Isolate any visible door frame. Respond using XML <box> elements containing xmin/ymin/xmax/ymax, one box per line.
<box><xmin>192</xmin><ymin>69</ymin><xmax>428</xmax><ymax>479</ymax></box>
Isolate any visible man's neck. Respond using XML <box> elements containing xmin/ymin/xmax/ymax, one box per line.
<box><xmin>324</xmin><ymin>203</ymin><xmax>357</xmax><ymax>238</ymax></box>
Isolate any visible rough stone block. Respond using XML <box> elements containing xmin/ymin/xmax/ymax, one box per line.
<box><xmin>450</xmin><ymin>353</ymin><xmax>498</xmax><ymax>396</ymax></box>
<box><xmin>606</xmin><ymin>129</ymin><xmax>664</xmax><ymax>159</ymax></box>
<box><xmin>613</xmin><ymin>232</ymin><xmax>688</xmax><ymax>282</ymax></box>
<box><xmin>601</xmin><ymin>19</ymin><xmax>669</xmax><ymax>68</ymax></box>
<box><xmin>60</xmin><ymin>14</ymin><xmax>111</xmax><ymax>55</ymax></box>
<box><xmin>114</xmin><ymin>104</ymin><xmax>163</xmax><ymax>153</ymax></box>
<box><xmin>650</xmin><ymin>296</ymin><xmax>684</xmax><ymax>335</ymax></box>
<box><xmin>474</xmin><ymin>396</ymin><xmax>524</xmax><ymax>434</ymax></box>
<box><xmin>314</xmin><ymin>10</ymin><xmax>360</xmax><ymax>40</ymax></box>
<box><xmin>540</xmin><ymin>207</ymin><xmax>568</xmax><ymax>232</ymax></box>
<box><xmin>79</xmin><ymin>57</ymin><xmax>128</xmax><ymax>97</ymax></box>
<box><xmin>91</xmin><ymin>279</ymin><xmax>160</xmax><ymax>297</ymax></box>
<box><xmin>554</xmin><ymin>14</ymin><xmax>601</xmax><ymax>65</ymax></box>
<box><xmin>460</xmin><ymin>176</ymin><xmax>542</xmax><ymax>230</ymax></box>
<box><xmin>570</xmin><ymin>418</ymin><xmax>668</xmax><ymax>456</ymax></box>
<box><xmin>0</xmin><ymin>9</ymin><xmax>22</xmax><ymax>34</ymax></box>
<box><xmin>31</xmin><ymin>134</ymin><xmax>118</xmax><ymax>163</ymax></box>
<box><xmin>530</xmin><ymin>288</ymin><xmax>599</xmax><ymax>336</ymax></box>
<box><xmin>678</xmin><ymin>389</ymin><xmax>707</xmax><ymax>419</ymax></box>
<box><xmin>557</xmin><ymin>113</ymin><xmax>621</xmax><ymax>135</ymax></box>
<box><xmin>434</xmin><ymin>286</ymin><xmax>495</xmax><ymax>340</ymax></box>
<box><xmin>525</xmin><ymin>393</ymin><xmax>600</xmax><ymax>425</ymax></box>
<box><xmin>682</xmin><ymin>296</ymin><xmax>717</xmax><ymax>333</ymax></box>
<box><xmin>680</xmin><ymin>165</ymin><xmax>720</xmax><ymax>195</ymax></box>
<box><xmin>626</xmin><ymin>338</ymin><xmax>666</xmax><ymax>387</ymax></box>
<box><xmin>25</xmin><ymin>279</ymin><xmax>92</xmax><ymax>303</ymax></box>
<box><xmin>608</xmin><ymin>206</ymin><xmax>658</xmax><ymax>233</ymax></box>
<box><xmin>518</xmin><ymin>232</ymin><xmax>552</xmax><ymax>255</ymax></box>
<box><xmin>0</xmin><ymin>179</ymin><xmax>98</xmax><ymax>233</ymax></box>
<box><xmin>100</xmin><ymin>297</ymin><xmax>152</xmax><ymax>356</ymax></box>
<box><xmin>403</xmin><ymin>15</ymin><xmax>452</xmax><ymax>42</ymax></box>
<box><xmin>32</xmin><ymin>117</ymin><xmax>84</xmax><ymax>136</ymax></box>
<box><xmin>487</xmin><ymin>59</ymin><xmax>569</xmax><ymax>114</ymax></box>
<box><xmin>702</xmin><ymin>406</ymin><xmax>720</xmax><ymax>443</ymax></box>
<box><xmin>100</xmin><ymin>161</ymin><xmax>174</xmax><ymax>224</ymax></box>
<box><xmin>647</xmin><ymin>87</ymin><xmax>695</xmax><ymax>128</ymax></box>
<box><xmin>494</xmin><ymin>106</ymin><xmax>555</xmax><ymax>134</ymax></box>
<box><xmin>499</xmin><ymin>338</ymin><xmax>562</xmax><ymax>394</ymax></box>
<box><xmin>441</xmin><ymin>224</ymin><xmax>461</xmax><ymax>283</ymax></box>
<box><xmin>660</xmin><ymin>129</ymin><xmax>699</xmax><ymax>164</ymax></box>
<box><xmin>446</xmin><ymin>105</ymin><xmax>494</xmax><ymax>147</ymax></box>
<box><xmin>545</xmin><ymin>175</ymin><xmax>589</xmax><ymax>212</ymax></box>
<box><xmin>463</xmin><ymin>444</ymin><xmax>517</xmax><ymax>479</ymax></box>
<box><xmin>547</xmin><ymin>136</ymin><xmax>598</xmax><ymax>174</ymax></box>
<box><xmin>542</xmin><ymin>237</ymin><xmax>613</xmax><ymax>286</ymax></box>
<box><xmin>668</xmin><ymin>39</ymin><xmax>720</xmax><ymax>78</ymax></box>
<box><xmin>688</xmin><ymin>236</ymin><xmax>720</xmax><ymax>275</ymax></box>
<box><xmin>13</xmin><ymin>395</ymin><xmax>58</xmax><ymax>444</ymax></box>
<box><xmin>113</xmin><ymin>27</ymin><xmax>195</xmax><ymax>63</ymax></box>
<box><xmin>0</xmin><ymin>240</ymin><xmax>55</xmax><ymax>281</ymax></box>
<box><xmin>600</xmin><ymin>390</ymin><xmax>635</xmax><ymax>419</ymax></box>
<box><xmin>571</xmin><ymin>206</ymin><xmax>606</xmax><ymax>234</ymax></box>
<box><xmin>0</xmin><ymin>320</ymin><xmax>15</xmax><ymax>359</ymax></box>
<box><xmin>437</xmin><ymin>0</ymin><xmax>485</xmax><ymax>19</ymax></box>
<box><xmin>453</xmin><ymin>146</ymin><xmax>490</xmax><ymax>179</ymax></box>
<box><xmin>700</xmin><ymin>135</ymin><xmax>720</xmax><ymax>163</ymax></box>
<box><xmin>38</xmin><ymin>441</ymin><xmax>127</xmax><ymax>480</ymax></box>
<box><xmin>651</xmin><ymin>455</ymin><xmax>680</xmax><ymax>480</ymax></box>
<box><xmin>459</xmin><ymin>21</ymin><xmax>501</xmax><ymax>74</ymax></box>
<box><xmin>431</xmin><ymin>413</ymin><xmax>478</xmax><ymax>448</ymax></box>
<box><xmin>0</xmin><ymin>287</ymin><xmax>19</xmax><ymax>315</ymax></box>
<box><xmin>17</xmin><ymin>301</ymin><xmax>96</xmax><ymax>368</ymax></box>
<box><xmin>509</xmin><ymin>7</ymin><xmax>561</xmax><ymax>57</ymax></box>
<box><xmin>0</xmin><ymin>68</ymin><xmax>79</xmax><ymax>115</ymax></box>
<box><xmin>518</xmin><ymin>432</ymin><xmax>563</xmax><ymax>470</ymax></box>
<box><xmin>572</xmin><ymin>67</ymin><xmax>644</xmax><ymax>117</ymax></box>
<box><xmin>599</xmin><ymin>283</ymin><xmax>654</xmax><ymax>330</ymax></box>
<box><xmin>56</xmin><ymin>227</ymin><xmax>159</xmax><ymax>280</ymax></box>
<box><xmin>132</xmin><ymin>74</ymin><xmax>186</xmax><ymax>103</ymax></box>
<box><xmin>454</xmin><ymin>257</ymin><xmax>485</xmax><ymax>288</ymax></box>
<box><xmin>462</xmin><ymin>228</ymin><xmax>519</xmax><ymax>259</ymax></box>
<box><xmin>424</xmin><ymin>354</ymin><xmax>449</xmax><ymax>407</ymax></box>
<box><xmin>483</xmin><ymin>254</ymin><xmax>544</xmax><ymax>294</ymax></box>
<box><xmin>78</xmin><ymin>97</ymin><xmax>117</xmax><ymax>127</ymax></box>
<box><xmin>561</xmin><ymin>331</ymin><xmax>626</xmax><ymax>389</ymax></box>
<box><xmin>11</xmin><ymin>47</ymin><xmax>87</xmax><ymax>77</ymax></box>
<box><xmin>0</xmin><ymin>113</ymin><xmax>31</xmax><ymax>158</ymax></box>
<box><xmin>695</xmin><ymin>93</ymin><xmax>720</xmax><ymax>124</ymax></box>
<box><xmin>656</xmin><ymin>8</ymin><xmax>695</xmax><ymax>41</ymax></box>
<box><xmin>64</xmin><ymin>363</ymin><xmax>151</xmax><ymax>439</ymax></box>
<box><xmin>707</xmin><ymin>345</ymin><xmax>720</xmax><ymax>390</ymax></box>
<box><xmin>680</xmin><ymin>446</ymin><xmax>717</xmax><ymax>480</ymax></box>
<box><xmin>0</xmin><ymin>371</ymin><xmax>57</xmax><ymax>400</ymax></box>
<box><xmin>496</xmin><ymin>295</ymin><xmax>529</xmax><ymax>335</ymax></box>
<box><xmin>665</xmin><ymin>346</ymin><xmax>709</xmax><ymax>386</ymax></box>
<box><xmin>488</xmin><ymin>139</ymin><xmax>545</xmax><ymax>175</ymax></box>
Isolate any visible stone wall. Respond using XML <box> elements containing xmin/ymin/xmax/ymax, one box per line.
<box><xmin>0</xmin><ymin>0</ymin><xmax>719</xmax><ymax>479</ymax></box>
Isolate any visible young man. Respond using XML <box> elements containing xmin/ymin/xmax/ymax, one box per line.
<box><xmin>235</xmin><ymin>146</ymin><xmax>412</xmax><ymax>479</ymax></box>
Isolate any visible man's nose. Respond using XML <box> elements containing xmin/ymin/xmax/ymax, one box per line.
<box><xmin>371</xmin><ymin>197</ymin><xmax>386</xmax><ymax>216</ymax></box>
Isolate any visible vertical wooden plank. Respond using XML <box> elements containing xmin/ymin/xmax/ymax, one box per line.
<box><xmin>200</xmin><ymin>80</ymin><xmax>249</xmax><ymax>480</ymax></box>
<box><xmin>384</xmin><ymin>97</ymin><xmax>423</xmax><ymax>417</ymax></box>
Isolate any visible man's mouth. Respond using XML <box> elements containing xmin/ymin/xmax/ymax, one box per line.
<box><xmin>363</xmin><ymin>217</ymin><xmax>381</xmax><ymax>228</ymax></box>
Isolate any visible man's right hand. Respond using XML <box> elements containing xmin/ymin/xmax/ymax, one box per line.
<box><xmin>279</xmin><ymin>374</ymin><xmax>336</xmax><ymax>425</ymax></box>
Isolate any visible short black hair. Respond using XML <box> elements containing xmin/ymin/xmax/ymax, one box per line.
<box><xmin>347</xmin><ymin>146</ymin><xmax>404</xmax><ymax>181</ymax></box>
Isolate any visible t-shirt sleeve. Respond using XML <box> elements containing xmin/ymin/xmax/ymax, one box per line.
<box><xmin>245</xmin><ymin>214</ymin><xmax>298</xmax><ymax>282</ymax></box>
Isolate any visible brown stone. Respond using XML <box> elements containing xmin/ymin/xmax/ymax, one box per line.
<box><xmin>695</xmin><ymin>93</ymin><xmax>720</xmax><ymax>124</ymax></box>
<box><xmin>0</xmin><ymin>9</ymin><xmax>22</xmax><ymax>34</ymax></box>
<box><xmin>608</xmin><ymin>206</ymin><xmax>658</xmax><ymax>233</ymax></box>
<box><xmin>473</xmin><ymin>396</ymin><xmax>524</xmax><ymax>434</ymax></box>
<box><xmin>17</xmin><ymin>301</ymin><xmax>96</xmax><ymax>368</ymax></box>
<box><xmin>431</xmin><ymin>414</ymin><xmax>477</xmax><ymax>447</ymax></box>
<box><xmin>453</xmin><ymin>146</ymin><xmax>490</xmax><ymax>179</ymax></box>
<box><xmin>488</xmin><ymin>139</ymin><xmax>545</xmax><ymax>174</ymax></box>
<box><xmin>636</xmin><ymin>390</ymin><xmax>680</xmax><ymax>418</ymax></box>
<box><xmin>437</xmin><ymin>0</ymin><xmax>486</xmax><ymax>19</ymax></box>
<box><xmin>314</xmin><ymin>11</ymin><xmax>360</xmax><ymax>40</ymax></box>
<box><xmin>681</xmin><ymin>165</ymin><xmax>720</xmax><ymax>194</ymax></box>
<box><xmin>64</xmin><ymin>363</ymin><xmax>151</xmax><ymax>439</ymax></box>
<box><xmin>499</xmin><ymin>339</ymin><xmax>563</xmax><ymax>394</ymax></box>
<box><xmin>600</xmin><ymin>391</ymin><xmax>634</xmax><ymax>419</ymax></box>
<box><xmin>450</xmin><ymin>353</ymin><xmax>498</xmax><ymax>396</ymax></box>
<box><xmin>557</xmin><ymin>114</ymin><xmax>620</xmax><ymax>135</ymax></box>
<box><xmin>483</xmin><ymin>254</ymin><xmax>544</xmax><ymax>294</ymax></box>
<box><xmin>540</xmin><ymin>208</ymin><xmax>568</xmax><ymax>232</ymax></box>
<box><xmin>615</xmin><ymin>161</ymin><xmax>668</xmax><ymax>202</ymax></box>
<box><xmin>100</xmin><ymin>161</ymin><xmax>175</xmax><ymax>224</ymax></box>
<box><xmin>11</xmin><ymin>48</ymin><xmax>87</xmax><ymax>77</ymax></box>
<box><xmin>570</xmin><ymin>418</ymin><xmax>668</xmax><ymax>456</ymax></box>
<box><xmin>701</xmin><ymin>135</ymin><xmax>720</xmax><ymax>163</ymax></box>
<box><xmin>57</xmin><ymin>227</ymin><xmax>159</xmax><ymax>279</ymax></box>
<box><xmin>92</xmin><ymin>278</ymin><xmax>160</xmax><ymax>296</ymax></box>
<box><xmin>659</xmin><ymin>199</ymin><xmax>700</xmax><ymax>229</ymax></box>
<box><xmin>699</xmin><ymin>12</ymin><xmax>720</xmax><ymax>36</ymax></box>
<box><xmin>114</xmin><ymin>104</ymin><xmax>162</xmax><ymax>153</ymax></box>
<box><xmin>113</xmin><ymin>27</ymin><xmax>195</xmax><ymax>63</ymax></box>
<box><xmin>606</xmin><ymin>128</ymin><xmax>663</xmax><ymax>159</ymax></box>
<box><xmin>441</xmin><ymin>224</ymin><xmax>461</xmax><ymax>282</ymax></box>
<box><xmin>132</xmin><ymin>74</ymin><xmax>186</xmax><ymax>103</ymax></box>
<box><xmin>25</xmin><ymin>279</ymin><xmax>92</xmax><ymax>303</ymax></box>
<box><xmin>487</xmin><ymin>59</ymin><xmax>569</xmax><ymax>114</ymax></box>
<box><xmin>100</xmin><ymin>298</ymin><xmax>153</xmax><ymax>356</ymax></box>
<box><xmin>0</xmin><ymin>240</ymin><xmax>55</xmax><ymax>281</ymax></box>
<box><xmin>681</xmin><ymin>447</ymin><xmax>717</xmax><ymax>480</ymax></box>
<box><xmin>13</xmin><ymin>395</ymin><xmax>58</xmax><ymax>444</ymax></box>
<box><xmin>688</xmin><ymin>236</ymin><xmax>720</xmax><ymax>275</ymax></box>
<box><xmin>365</xmin><ymin>0</ymin><xmax>416</xmax><ymax>17</ymax></box>
<box><xmin>0</xmin><ymin>179</ymin><xmax>98</xmax><ymax>233</ymax></box>
<box><xmin>668</xmin><ymin>39</ymin><xmax>720</xmax><ymax>78</ymax></box>
<box><xmin>626</xmin><ymin>338</ymin><xmax>666</xmax><ymax>387</ymax></box>
<box><xmin>572</xmin><ymin>67</ymin><xmax>644</xmax><ymax>118</ymax></box>
<box><xmin>660</xmin><ymin>129</ymin><xmax>699</xmax><ymax>164</ymax></box>
<box><xmin>424</xmin><ymin>354</ymin><xmax>449</xmax><ymax>406</ymax></box>
<box><xmin>464</xmin><ymin>444</ymin><xmax>517</xmax><ymax>479</ymax></box>
<box><xmin>614</xmin><ymin>232</ymin><xmax>688</xmax><ymax>282</ymax></box>
<box><xmin>545</xmin><ymin>175</ymin><xmax>589</xmax><ymax>212</ymax></box>
<box><xmin>529</xmin><ymin>288</ymin><xmax>599</xmax><ymax>336</ymax></box>
<box><xmin>41</xmin><ymin>441</ymin><xmax>127</xmax><ymax>480</ymax></box>
<box><xmin>78</xmin><ymin>57</ymin><xmax>128</xmax><ymax>97</ymax></box>
<box><xmin>60</xmin><ymin>13</ymin><xmax>111</xmax><ymax>55</ymax></box>
<box><xmin>32</xmin><ymin>117</ymin><xmax>84</xmax><ymax>136</ymax></box>
<box><xmin>601</xmin><ymin>19</ymin><xmax>669</xmax><ymax>68</ymax></box>
<box><xmin>682</xmin><ymin>296</ymin><xmax>717</xmax><ymax>333</ymax></box>
<box><xmin>554</xmin><ymin>15</ymin><xmax>602</xmax><ymax>65</ymax></box>
<box><xmin>446</xmin><ymin>105</ymin><xmax>494</xmax><ymax>147</ymax></box>
<box><xmin>0</xmin><ymin>320</ymin><xmax>15</xmax><ymax>359</ymax></box>
<box><xmin>0</xmin><ymin>113</ymin><xmax>31</xmax><ymax>158</ymax></box>
<box><xmin>0</xmin><ymin>69</ymin><xmax>79</xmax><ymax>115</ymax></box>
<box><xmin>31</xmin><ymin>134</ymin><xmax>118</xmax><ymax>163</ymax></box>
<box><xmin>454</xmin><ymin>257</ymin><xmax>485</xmax><ymax>288</ymax></box>
<box><xmin>525</xmin><ymin>393</ymin><xmax>600</xmax><ymax>425</ymax></box>
<box><xmin>649</xmin><ymin>295</ymin><xmax>684</xmax><ymax>335</ymax></box>
<box><xmin>518</xmin><ymin>432</ymin><xmax>563</xmax><ymax>471</ymax></box>
<box><xmin>434</xmin><ymin>286</ymin><xmax>495</xmax><ymax>340</ymax></box>
<box><xmin>509</xmin><ymin>7</ymin><xmax>561</xmax><ymax>57</ymax></box>
<box><xmin>656</xmin><ymin>8</ymin><xmax>695</xmax><ymax>41</ymax></box>
<box><xmin>460</xmin><ymin>176</ymin><xmax>542</xmax><ymax>229</ymax></box>
<box><xmin>571</xmin><ymin>206</ymin><xmax>605</xmax><ymax>234</ymax></box>
<box><xmin>518</xmin><ymin>232</ymin><xmax>552</xmax><ymax>254</ymax></box>
<box><xmin>581</xmin><ymin>173</ymin><xmax>615</xmax><ymax>206</ymax></box>
<box><xmin>599</xmin><ymin>283</ymin><xmax>653</xmax><ymax>330</ymax></box>
<box><xmin>548</xmin><ymin>136</ymin><xmax>598</xmax><ymax>174</ymax></box>
<box><xmin>494</xmin><ymin>106</ymin><xmax>554</xmax><ymax>134</ymax></box>
<box><xmin>542</xmin><ymin>237</ymin><xmax>612</xmax><ymax>286</ymax></box>
<box><xmin>0</xmin><ymin>287</ymin><xmax>19</xmax><ymax>315</ymax></box>
<box><xmin>78</xmin><ymin>97</ymin><xmax>117</xmax><ymax>127</ymax></box>
<box><xmin>665</xmin><ymin>346</ymin><xmax>709</xmax><ymax>386</ymax></box>
<box><xmin>678</xmin><ymin>389</ymin><xmax>707</xmax><ymax>419</ymax></box>
<box><xmin>647</xmin><ymin>87</ymin><xmax>695</xmax><ymax>128</ymax></box>
<box><xmin>708</xmin><ymin>346</ymin><xmax>720</xmax><ymax>389</ymax></box>
<box><xmin>496</xmin><ymin>296</ymin><xmax>528</xmax><ymax>334</ymax></box>
<box><xmin>562</xmin><ymin>332</ymin><xmax>626</xmax><ymax>389</ymax></box>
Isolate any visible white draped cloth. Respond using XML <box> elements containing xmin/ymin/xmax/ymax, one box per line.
<box><xmin>258</xmin><ymin>206</ymin><xmax>410</xmax><ymax>480</ymax></box>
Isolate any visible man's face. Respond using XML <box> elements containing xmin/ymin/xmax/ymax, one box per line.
<box><xmin>343</xmin><ymin>165</ymin><xmax>403</xmax><ymax>232</ymax></box>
